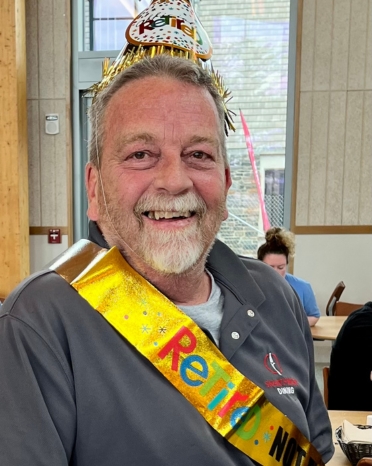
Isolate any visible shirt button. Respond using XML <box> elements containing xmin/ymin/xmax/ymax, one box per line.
<box><xmin>247</xmin><ymin>310</ymin><xmax>255</xmax><ymax>317</ymax></box>
<box><xmin>231</xmin><ymin>331</ymin><xmax>240</xmax><ymax>340</ymax></box>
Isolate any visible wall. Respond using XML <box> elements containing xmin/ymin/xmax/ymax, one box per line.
<box><xmin>295</xmin><ymin>235</ymin><xmax>372</xmax><ymax>362</ymax></box>
<box><xmin>293</xmin><ymin>0</ymin><xmax>372</xmax><ymax>296</ymax></box>
<box><xmin>294</xmin><ymin>235</ymin><xmax>372</xmax><ymax>312</ymax></box>
<box><xmin>26</xmin><ymin>0</ymin><xmax>72</xmax><ymax>272</ymax></box>
<box><xmin>294</xmin><ymin>0</ymin><xmax>372</xmax><ymax>227</ymax></box>
<box><xmin>293</xmin><ymin>0</ymin><xmax>372</xmax><ymax>362</ymax></box>
<box><xmin>0</xmin><ymin>0</ymin><xmax>29</xmax><ymax>296</ymax></box>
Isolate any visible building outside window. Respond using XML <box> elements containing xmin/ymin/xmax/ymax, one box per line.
<box><xmin>264</xmin><ymin>168</ymin><xmax>285</xmax><ymax>227</ymax></box>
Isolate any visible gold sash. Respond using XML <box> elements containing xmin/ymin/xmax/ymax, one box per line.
<box><xmin>51</xmin><ymin>240</ymin><xmax>324</xmax><ymax>466</ymax></box>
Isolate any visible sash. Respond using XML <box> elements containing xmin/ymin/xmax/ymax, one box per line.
<box><xmin>50</xmin><ymin>240</ymin><xmax>324</xmax><ymax>466</ymax></box>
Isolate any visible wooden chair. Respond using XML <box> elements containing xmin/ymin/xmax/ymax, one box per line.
<box><xmin>322</xmin><ymin>366</ymin><xmax>329</xmax><ymax>408</ymax></box>
<box><xmin>326</xmin><ymin>281</ymin><xmax>363</xmax><ymax>316</ymax></box>
<box><xmin>333</xmin><ymin>300</ymin><xmax>363</xmax><ymax>316</ymax></box>
<box><xmin>326</xmin><ymin>281</ymin><xmax>345</xmax><ymax>315</ymax></box>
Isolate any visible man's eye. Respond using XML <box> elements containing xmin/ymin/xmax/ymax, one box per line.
<box><xmin>132</xmin><ymin>152</ymin><xmax>147</xmax><ymax>160</ymax></box>
<box><xmin>192</xmin><ymin>151</ymin><xmax>207</xmax><ymax>159</ymax></box>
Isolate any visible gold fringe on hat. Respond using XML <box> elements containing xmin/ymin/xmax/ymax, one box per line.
<box><xmin>87</xmin><ymin>0</ymin><xmax>235</xmax><ymax>134</ymax></box>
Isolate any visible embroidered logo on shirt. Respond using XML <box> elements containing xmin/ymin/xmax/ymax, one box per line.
<box><xmin>263</xmin><ymin>353</ymin><xmax>299</xmax><ymax>396</ymax></box>
<box><xmin>264</xmin><ymin>353</ymin><xmax>283</xmax><ymax>376</ymax></box>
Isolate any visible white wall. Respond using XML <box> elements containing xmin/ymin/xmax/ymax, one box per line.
<box><xmin>30</xmin><ymin>235</ymin><xmax>69</xmax><ymax>274</ymax></box>
<box><xmin>294</xmin><ymin>234</ymin><xmax>372</xmax><ymax>314</ymax></box>
<box><xmin>296</xmin><ymin>0</ymin><xmax>372</xmax><ymax>227</ymax></box>
<box><xmin>294</xmin><ymin>234</ymin><xmax>372</xmax><ymax>363</ymax></box>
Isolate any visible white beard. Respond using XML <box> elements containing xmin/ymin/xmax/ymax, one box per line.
<box><xmin>136</xmin><ymin>221</ymin><xmax>209</xmax><ymax>275</ymax></box>
<box><xmin>98</xmin><ymin>191</ymin><xmax>224</xmax><ymax>276</ymax></box>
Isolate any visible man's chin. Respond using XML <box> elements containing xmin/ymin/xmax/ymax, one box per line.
<box><xmin>145</xmin><ymin>260</ymin><xmax>199</xmax><ymax>276</ymax></box>
<box><xmin>140</xmin><ymin>245</ymin><xmax>205</xmax><ymax>276</ymax></box>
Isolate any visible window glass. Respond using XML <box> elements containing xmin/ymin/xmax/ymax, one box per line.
<box><xmin>264</xmin><ymin>169</ymin><xmax>285</xmax><ymax>227</ymax></box>
<box><xmin>195</xmin><ymin>0</ymin><xmax>289</xmax><ymax>255</ymax></box>
<box><xmin>94</xmin><ymin>0</ymin><xmax>132</xmax><ymax>17</ymax></box>
<box><xmin>86</xmin><ymin>0</ymin><xmax>152</xmax><ymax>51</ymax></box>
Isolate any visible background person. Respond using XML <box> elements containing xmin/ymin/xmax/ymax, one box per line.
<box><xmin>328</xmin><ymin>301</ymin><xmax>372</xmax><ymax>410</ymax></box>
<box><xmin>257</xmin><ymin>227</ymin><xmax>320</xmax><ymax>326</ymax></box>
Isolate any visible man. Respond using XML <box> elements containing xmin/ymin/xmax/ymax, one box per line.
<box><xmin>0</xmin><ymin>55</ymin><xmax>334</xmax><ymax>465</ymax></box>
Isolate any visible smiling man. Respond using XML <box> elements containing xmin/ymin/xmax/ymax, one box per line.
<box><xmin>0</xmin><ymin>54</ymin><xmax>334</xmax><ymax>466</ymax></box>
<box><xmin>85</xmin><ymin>67</ymin><xmax>231</xmax><ymax>306</ymax></box>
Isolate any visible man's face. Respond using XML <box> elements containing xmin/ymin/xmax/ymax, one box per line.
<box><xmin>262</xmin><ymin>253</ymin><xmax>287</xmax><ymax>278</ymax></box>
<box><xmin>86</xmin><ymin>75</ymin><xmax>232</xmax><ymax>275</ymax></box>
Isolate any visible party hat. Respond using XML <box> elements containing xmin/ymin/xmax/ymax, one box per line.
<box><xmin>88</xmin><ymin>0</ymin><xmax>235</xmax><ymax>134</ymax></box>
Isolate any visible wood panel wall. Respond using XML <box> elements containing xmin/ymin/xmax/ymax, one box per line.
<box><xmin>292</xmin><ymin>0</ymin><xmax>372</xmax><ymax>234</ymax></box>
<box><xmin>26</xmin><ymin>0</ymin><xmax>72</xmax><ymax>237</ymax></box>
<box><xmin>0</xmin><ymin>0</ymin><xmax>30</xmax><ymax>296</ymax></box>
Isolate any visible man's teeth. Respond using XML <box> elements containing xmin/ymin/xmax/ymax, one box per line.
<box><xmin>147</xmin><ymin>211</ymin><xmax>192</xmax><ymax>220</ymax></box>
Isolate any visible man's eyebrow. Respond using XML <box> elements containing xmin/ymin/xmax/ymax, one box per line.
<box><xmin>187</xmin><ymin>135</ymin><xmax>220</xmax><ymax>147</ymax></box>
<box><xmin>114</xmin><ymin>133</ymin><xmax>156</xmax><ymax>147</ymax></box>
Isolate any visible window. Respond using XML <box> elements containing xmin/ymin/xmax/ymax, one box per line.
<box><xmin>264</xmin><ymin>169</ymin><xmax>285</xmax><ymax>227</ymax></box>
<box><xmin>196</xmin><ymin>0</ymin><xmax>290</xmax><ymax>255</ymax></box>
<box><xmin>86</xmin><ymin>0</ymin><xmax>151</xmax><ymax>51</ymax></box>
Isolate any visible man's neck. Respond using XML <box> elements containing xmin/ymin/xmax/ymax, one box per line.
<box><xmin>152</xmin><ymin>269</ymin><xmax>211</xmax><ymax>306</ymax></box>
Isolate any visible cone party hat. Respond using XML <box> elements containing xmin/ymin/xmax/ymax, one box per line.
<box><xmin>88</xmin><ymin>0</ymin><xmax>235</xmax><ymax>134</ymax></box>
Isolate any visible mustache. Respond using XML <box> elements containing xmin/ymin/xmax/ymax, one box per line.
<box><xmin>134</xmin><ymin>192</ymin><xmax>207</xmax><ymax>219</ymax></box>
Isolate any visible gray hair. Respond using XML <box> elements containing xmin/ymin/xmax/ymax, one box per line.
<box><xmin>88</xmin><ymin>54</ymin><xmax>228</xmax><ymax>167</ymax></box>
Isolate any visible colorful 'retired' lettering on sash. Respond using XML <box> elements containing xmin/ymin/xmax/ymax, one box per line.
<box><xmin>51</xmin><ymin>241</ymin><xmax>325</xmax><ymax>466</ymax></box>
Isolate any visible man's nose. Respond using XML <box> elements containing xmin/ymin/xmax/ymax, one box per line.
<box><xmin>152</xmin><ymin>155</ymin><xmax>193</xmax><ymax>195</ymax></box>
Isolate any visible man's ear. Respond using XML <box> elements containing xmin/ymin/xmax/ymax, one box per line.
<box><xmin>85</xmin><ymin>162</ymin><xmax>99</xmax><ymax>221</ymax></box>
<box><xmin>225</xmin><ymin>167</ymin><xmax>232</xmax><ymax>193</ymax></box>
<box><xmin>223</xmin><ymin>167</ymin><xmax>232</xmax><ymax>221</ymax></box>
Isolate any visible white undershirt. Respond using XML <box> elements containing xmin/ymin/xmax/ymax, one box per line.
<box><xmin>178</xmin><ymin>271</ymin><xmax>224</xmax><ymax>346</ymax></box>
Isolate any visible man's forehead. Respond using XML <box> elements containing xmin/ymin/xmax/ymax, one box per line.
<box><xmin>101</xmin><ymin>75</ymin><xmax>226</xmax><ymax>161</ymax></box>
<box><xmin>104</xmin><ymin>77</ymin><xmax>220</xmax><ymax>130</ymax></box>
<box><xmin>108</xmin><ymin>76</ymin><xmax>213</xmax><ymax>109</ymax></box>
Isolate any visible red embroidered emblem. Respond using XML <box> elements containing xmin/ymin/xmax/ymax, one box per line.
<box><xmin>264</xmin><ymin>353</ymin><xmax>283</xmax><ymax>376</ymax></box>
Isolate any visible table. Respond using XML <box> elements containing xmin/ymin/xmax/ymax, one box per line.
<box><xmin>327</xmin><ymin>410</ymin><xmax>371</xmax><ymax>465</ymax></box>
<box><xmin>311</xmin><ymin>316</ymin><xmax>347</xmax><ymax>341</ymax></box>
